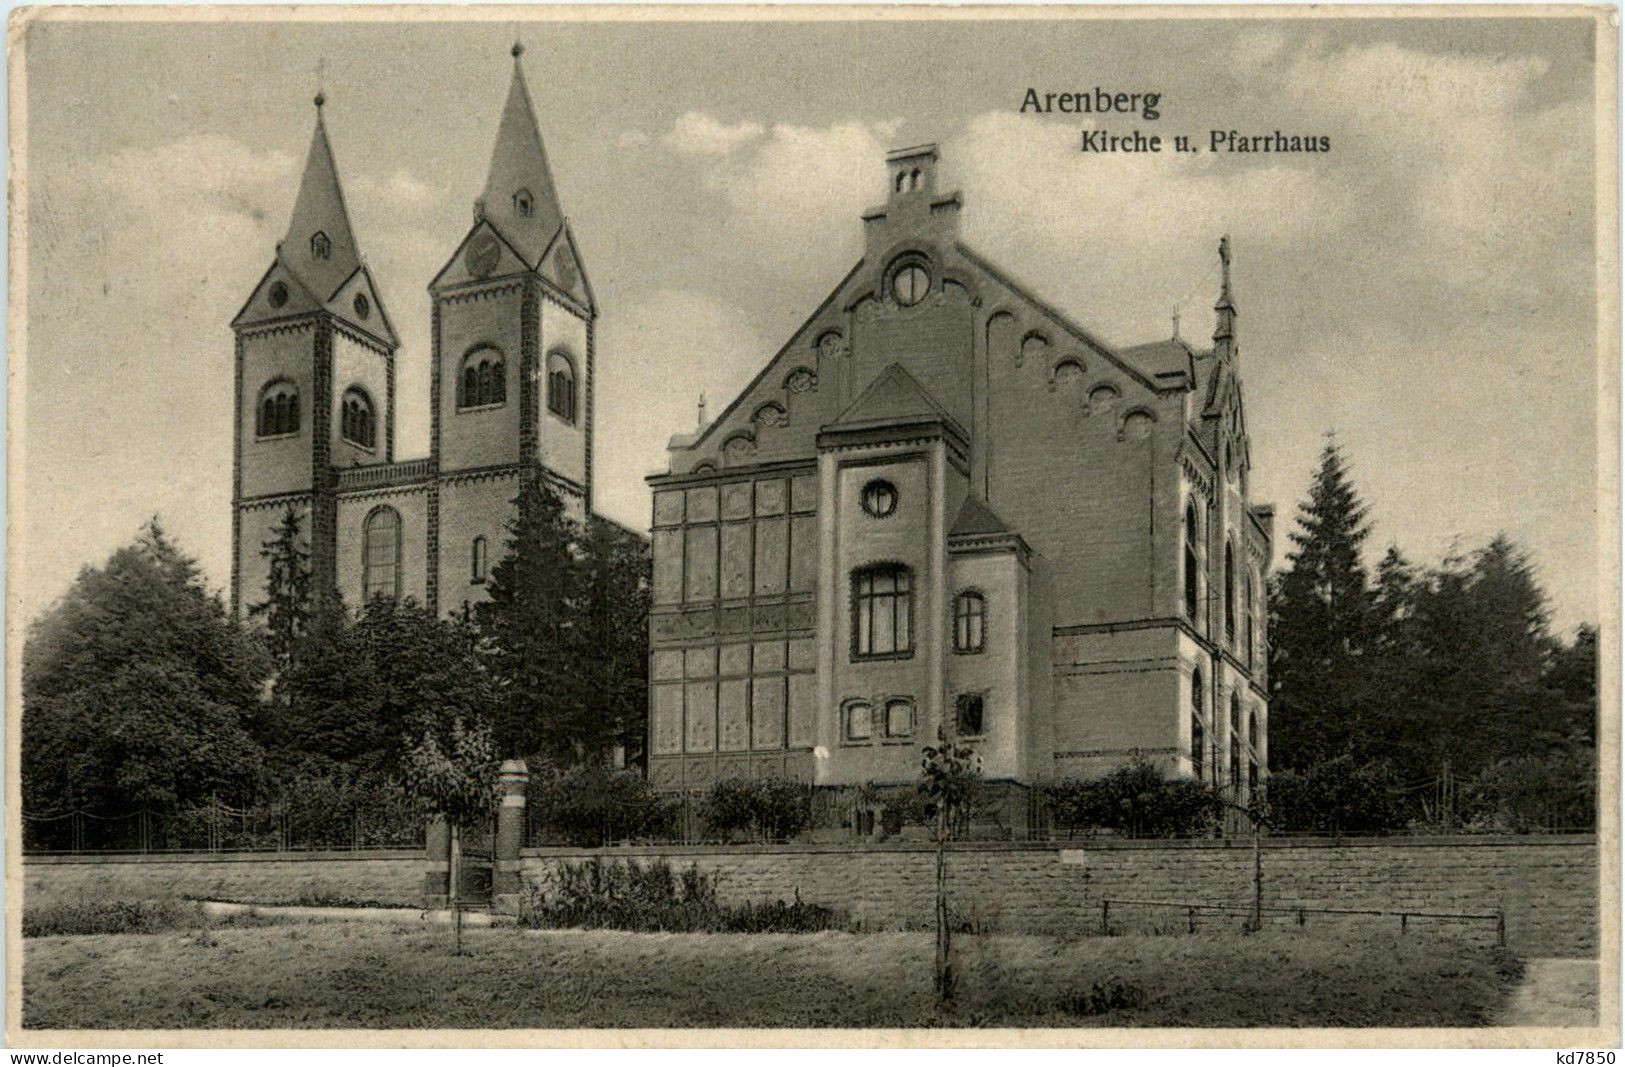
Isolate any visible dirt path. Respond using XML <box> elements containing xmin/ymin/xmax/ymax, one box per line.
<box><xmin>1500</xmin><ymin>958</ymin><xmax>1599</xmax><ymax>1027</ymax></box>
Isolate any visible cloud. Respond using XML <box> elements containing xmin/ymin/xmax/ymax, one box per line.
<box><xmin>593</xmin><ymin>288</ymin><xmax>768</xmax><ymax>529</ymax></box>
<box><xmin>662</xmin><ymin>111</ymin><xmax>766</xmax><ymax>156</ymax></box>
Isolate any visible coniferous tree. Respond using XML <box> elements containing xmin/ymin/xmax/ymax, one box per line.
<box><xmin>577</xmin><ymin>516</ymin><xmax>652</xmax><ymax>768</ymax></box>
<box><xmin>247</xmin><ymin>505</ymin><xmax>312</xmax><ymax>682</ymax></box>
<box><xmin>1267</xmin><ymin>439</ymin><xmax>1377</xmax><ymax>770</ymax></box>
<box><xmin>475</xmin><ymin>476</ymin><xmax>588</xmax><ymax>760</ymax></box>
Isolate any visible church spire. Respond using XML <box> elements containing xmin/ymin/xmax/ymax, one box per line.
<box><xmin>281</xmin><ymin>95</ymin><xmax>363</xmax><ymax>301</ymax></box>
<box><xmin>1212</xmin><ymin>234</ymin><xmax>1237</xmax><ymax>361</ymax></box>
<box><xmin>479</xmin><ymin>43</ymin><xmax>566</xmax><ymax>266</ymax></box>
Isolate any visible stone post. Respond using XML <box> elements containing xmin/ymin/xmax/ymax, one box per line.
<box><xmin>493</xmin><ymin>759</ymin><xmax>530</xmax><ymax>914</ymax></box>
<box><xmin>422</xmin><ymin>817</ymin><xmax>450</xmax><ymax>907</ymax></box>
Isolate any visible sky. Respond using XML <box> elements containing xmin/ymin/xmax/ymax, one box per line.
<box><xmin>16</xmin><ymin>12</ymin><xmax>1606</xmax><ymax>633</ymax></box>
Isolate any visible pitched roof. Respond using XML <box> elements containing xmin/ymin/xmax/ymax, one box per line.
<box><xmin>831</xmin><ymin>362</ymin><xmax>962</xmax><ymax>433</ymax></box>
<box><xmin>480</xmin><ymin>58</ymin><xmax>566</xmax><ymax>266</ymax></box>
<box><xmin>1119</xmin><ymin>338</ymin><xmax>1197</xmax><ymax>385</ymax></box>
<box><xmin>281</xmin><ymin>110</ymin><xmax>363</xmax><ymax>301</ymax></box>
<box><xmin>949</xmin><ymin>495</ymin><xmax>1013</xmax><ymax>537</ymax></box>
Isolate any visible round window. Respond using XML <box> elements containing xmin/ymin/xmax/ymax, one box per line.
<box><xmin>268</xmin><ymin>281</ymin><xmax>288</xmax><ymax>309</ymax></box>
<box><xmin>861</xmin><ymin>480</ymin><xmax>898</xmax><ymax>518</ymax></box>
<box><xmin>892</xmin><ymin>263</ymin><xmax>929</xmax><ymax>306</ymax></box>
<box><xmin>353</xmin><ymin>293</ymin><xmax>371</xmax><ymax>320</ymax></box>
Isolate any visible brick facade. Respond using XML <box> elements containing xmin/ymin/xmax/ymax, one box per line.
<box><xmin>648</xmin><ymin>144</ymin><xmax>1272</xmax><ymax>794</ymax></box>
<box><xmin>230</xmin><ymin>57</ymin><xmax>602</xmax><ymax>624</ymax></box>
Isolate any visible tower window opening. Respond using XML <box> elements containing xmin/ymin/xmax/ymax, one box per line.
<box><xmin>340</xmin><ymin>386</ymin><xmax>376</xmax><ymax>450</ymax></box>
<box><xmin>311</xmin><ymin>231</ymin><xmax>331</xmax><ymax>260</ymax></box>
<box><xmin>1183</xmin><ymin>502</ymin><xmax>1200</xmax><ymax>620</ymax></box>
<box><xmin>256</xmin><ymin>381</ymin><xmax>300</xmax><ymax>438</ymax></box>
<box><xmin>515</xmin><ymin>189</ymin><xmax>533</xmax><ymax>218</ymax></box>
<box><xmin>953</xmin><ymin>591</ymin><xmax>986</xmax><ymax>653</ymax></box>
<box><xmin>547</xmin><ymin>351</ymin><xmax>577</xmax><ymax>423</ymax></box>
<box><xmin>471</xmin><ymin>536</ymin><xmax>489</xmax><ymax>585</ymax></box>
<box><xmin>459</xmin><ymin>348</ymin><xmax>507</xmax><ymax>409</ymax></box>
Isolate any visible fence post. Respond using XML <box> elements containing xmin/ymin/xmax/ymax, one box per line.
<box><xmin>1100</xmin><ymin>899</ymin><xmax>1110</xmax><ymax>935</ymax></box>
<box><xmin>1496</xmin><ymin>909</ymin><xmax>1507</xmax><ymax>948</ymax></box>
<box><xmin>1400</xmin><ymin>912</ymin><xmax>1408</xmax><ymax>935</ymax></box>
<box><xmin>1188</xmin><ymin>906</ymin><xmax>1196</xmax><ymax>934</ymax></box>
<box><xmin>492</xmin><ymin>759</ymin><xmax>530</xmax><ymax>915</ymax></box>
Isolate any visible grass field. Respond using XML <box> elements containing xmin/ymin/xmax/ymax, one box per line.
<box><xmin>23</xmin><ymin>918</ymin><xmax>1523</xmax><ymax>1029</ymax></box>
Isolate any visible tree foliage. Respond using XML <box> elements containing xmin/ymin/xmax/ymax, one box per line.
<box><xmin>246</xmin><ymin>505</ymin><xmax>312</xmax><ymax>683</ymax></box>
<box><xmin>22</xmin><ymin>520</ymin><xmax>269</xmax><ymax>815</ymax></box>
<box><xmin>475</xmin><ymin>476</ymin><xmax>650</xmax><ymax>765</ymax></box>
<box><xmin>1268</xmin><ymin>439</ymin><xmax>1597</xmax><ymax>831</ymax></box>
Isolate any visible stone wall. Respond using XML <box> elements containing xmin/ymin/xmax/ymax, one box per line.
<box><xmin>519</xmin><ymin>835</ymin><xmax>1598</xmax><ymax>957</ymax></box>
<box><xmin>24</xmin><ymin>851</ymin><xmax>424</xmax><ymax>909</ymax></box>
<box><xmin>24</xmin><ymin>835</ymin><xmax>1598</xmax><ymax>959</ymax></box>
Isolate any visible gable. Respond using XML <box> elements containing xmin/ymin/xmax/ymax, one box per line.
<box><xmin>232</xmin><ymin>257</ymin><xmax>323</xmax><ymax>329</ymax></box>
<box><xmin>328</xmin><ymin>266</ymin><xmax>398</xmax><ymax>347</ymax></box>
<box><xmin>430</xmin><ymin>219</ymin><xmax>535</xmax><ymax>292</ymax></box>
<box><xmin>538</xmin><ymin>222</ymin><xmax>595</xmax><ymax>312</ymax></box>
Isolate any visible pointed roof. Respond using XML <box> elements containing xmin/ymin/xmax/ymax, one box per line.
<box><xmin>949</xmin><ymin>495</ymin><xmax>1013</xmax><ymax>538</ymax></box>
<box><xmin>832</xmin><ymin>363</ymin><xmax>962</xmax><ymax>432</ymax></box>
<box><xmin>282</xmin><ymin>103</ymin><xmax>363</xmax><ymax>301</ymax></box>
<box><xmin>480</xmin><ymin>48</ymin><xmax>566</xmax><ymax>266</ymax></box>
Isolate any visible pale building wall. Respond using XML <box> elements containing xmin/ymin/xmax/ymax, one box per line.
<box><xmin>238</xmin><ymin>323</ymin><xmax>317</xmax><ymax>500</ymax></box>
<box><xmin>334</xmin><ymin>487</ymin><xmax>430</xmax><ymax>610</ymax></box>
<box><xmin>538</xmin><ymin>296</ymin><xmax>588</xmax><ymax>487</ymax></box>
<box><xmin>436</xmin><ymin>284</ymin><xmax>525</xmax><ymax>473</ymax></box>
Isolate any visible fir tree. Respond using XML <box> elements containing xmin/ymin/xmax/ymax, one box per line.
<box><xmin>474</xmin><ymin>476</ymin><xmax>588</xmax><ymax>760</ymax></box>
<box><xmin>247</xmin><ymin>505</ymin><xmax>312</xmax><ymax>681</ymax></box>
<box><xmin>1267</xmin><ymin>438</ymin><xmax>1377</xmax><ymax>770</ymax></box>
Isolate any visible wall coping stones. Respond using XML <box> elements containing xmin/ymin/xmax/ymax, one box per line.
<box><xmin>23</xmin><ymin>850</ymin><xmax>424</xmax><ymax>866</ymax></box>
<box><xmin>519</xmin><ymin>833</ymin><xmax>1595</xmax><ymax>860</ymax></box>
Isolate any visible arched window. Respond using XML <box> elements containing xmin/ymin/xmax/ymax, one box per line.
<box><xmin>1224</xmin><ymin>541</ymin><xmax>1236</xmax><ymax>643</ymax></box>
<box><xmin>1245</xmin><ymin>568</ymin><xmax>1256</xmax><ymax>667</ymax></box>
<box><xmin>953</xmin><ymin>591</ymin><xmax>986</xmax><ymax>653</ymax></box>
<box><xmin>340</xmin><ymin>387</ymin><xmax>376</xmax><ymax>450</ymax></box>
<box><xmin>458</xmin><ymin>348</ymin><xmax>506</xmax><ymax>408</ymax></box>
<box><xmin>471</xmin><ymin>536</ymin><xmax>488</xmax><ymax>585</ymax></box>
<box><xmin>1191</xmin><ymin>668</ymin><xmax>1206</xmax><ymax>781</ymax></box>
<box><xmin>362</xmin><ymin>506</ymin><xmax>401</xmax><ymax>602</ymax></box>
<box><xmin>514</xmin><ymin>188</ymin><xmax>533</xmax><ymax>218</ymax></box>
<box><xmin>955</xmin><ymin>693</ymin><xmax>985</xmax><ymax>737</ymax></box>
<box><xmin>1184</xmin><ymin>502</ymin><xmax>1200</xmax><ymax>619</ymax></box>
<box><xmin>1248</xmin><ymin>709</ymin><xmax>1258</xmax><ymax>753</ymax></box>
<box><xmin>1229</xmin><ymin>692</ymin><xmax>1242</xmax><ymax>791</ymax></box>
<box><xmin>547</xmin><ymin>351</ymin><xmax>577</xmax><ymax>423</ymax></box>
<box><xmin>311</xmin><ymin>231</ymin><xmax>330</xmax><ymax>260</ymax></box>
<box><xmin>852</xmin><ymin>564</ymin><xmax>913</xmax><ymax>659</ymax></box>
<box><xmin>894</xmin><ymin>171</ymin><xmax>907</xmax><ymax>193</ymax></box>
<box><xmin>910</xmin><ymin>168</ymin><xmax>921</xmax><ymax>190</ymax></box>
<box><xmin>256</xmin><ymin>381</ymin><xmax>299</xmax><ymax>437</ymax></box>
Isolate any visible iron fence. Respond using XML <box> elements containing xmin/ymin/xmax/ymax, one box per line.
<box><xmin>22</xmin><ymin>797</ymin><xmax>424</xmax><ymax>855</ymax></box>
<box><xmin>1097</xmin><ymin>896</ymin><xmax>1506</xmax><ymax>945</ymax></box>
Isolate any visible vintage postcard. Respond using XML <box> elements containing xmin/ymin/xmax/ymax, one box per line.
<box><xmin>6</xmin><ymin>3</ymin><xmax>1619</xmax><ymax>1051</ymax></box>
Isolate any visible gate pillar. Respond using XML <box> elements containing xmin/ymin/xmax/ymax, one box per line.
<box><xmin>493</xmin><ymin>759</ymin><xmax>530</xmax><ymax>914</ymax></box>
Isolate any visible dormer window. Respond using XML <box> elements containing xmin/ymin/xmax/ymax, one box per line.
<box><xmin>311</xmin><ymin>231</ymin><xmax>330</xmax><ymax>260</ymax></box>
<box><xmin>514</xmin><ymin>189</ymin><xmax>533</xmax><ymax>218</ymax></box>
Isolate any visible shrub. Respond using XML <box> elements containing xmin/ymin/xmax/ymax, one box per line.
<box><xmin>528</xmin><ymin>764</ymin><xmax>679</xmax><ymax>846</ymax></box>
<box><xmin>1044</xmin><ymin>758</ymin><xmax>1221</xmax><ymax>838</ymax></box>
<box><xmin>1265</xmin><ymin>756</ymin><xmax>1406</xmax><ymax>835</ymax></box>
<box><xmin>1056</xmin><ymin>980</ymin><xmax>1147</xmax><ymax>1016</ymax></box>
<box><xmin>517</xmin><ymin>857</ymin><xmax>847</xmax><ymax>933</ymax></box>
<box><xmin>705</xmin><ymin>777</ymin><xmax>812</xmax><ymax>841</ymax></box>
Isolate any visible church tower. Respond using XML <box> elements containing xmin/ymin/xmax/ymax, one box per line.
<box><xmin>427</xmin><ymin>43</ymin><xmax>596</xmax><ymax>613</ymax></box>
<box><xmin>230</xmin><ymin>93</ymin><xmax>398</xmax><ymax>617</ymax></box>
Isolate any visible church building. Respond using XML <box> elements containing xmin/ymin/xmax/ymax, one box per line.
<box><xmin>230</xmin><ymin>46</ymin><xmax>596</xmax><ymax>622</ymax></box>
<box><xmin>646</xmin><ymin>145</ymin><xmax>1272</xmax><ymax>801</ymax></box>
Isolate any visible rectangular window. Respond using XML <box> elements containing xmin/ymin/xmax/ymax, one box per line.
<box><xmin>953</xmin><ymin>592</ymin><xmax>986</xmax><ymax>653</ymax></box>
<box><xmin>844</xmin><ymin>702</ymin><xmax>873</xmax><ymax>742</ymax></box>
<box><xmin>853</xmin><ymin>566</ymin><xmax>913</xmax><ymax>659</ymax></box>
<box><xmin>884</xmin><ymin>699</ymin><xmax>915</xmax><ymax>739</ymax></box>
<box><xmin>954</xmin><ymin>693</ymin><xmax>985</xmax><ymax>737</ymax></box>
